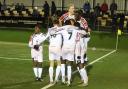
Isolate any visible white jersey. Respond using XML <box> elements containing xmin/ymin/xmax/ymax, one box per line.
<box><xmin>60</xmin><ymin>25</ymin><xmax>80</xmax><ymax>49</ymax></box>
<box><xmin>59</xmin><ymin>25</ymin><xmax>81</xmax><ymax>61</ymax></box>
<box><xmin>29</xmin><ymin>33</ymin><xmax>46</xmax><ymax>48</ymax></box>
<box><xmin>46</xmin><ymin>26</ymin><xmax>63</xmax><ymax>48</ymax></box>
<box><xmin>46</xmin><ymin>26</ymin><xmax>63</xmax><ymax>60</ymax></box>
<box><xmin>75</xmin><ymin>29</ymin><xmax>88</xmax><ymax>63</ymax></box>
<box><xmin>28</xmin><ymin>33</ymin><xmax>46</xmax><ymax>62</ymax></box>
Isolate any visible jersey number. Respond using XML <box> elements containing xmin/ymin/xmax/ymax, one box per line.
<box><xmin>68</xmin><ymin>32</ymin><xmax>72</xmax><ymax>40</ymax></box>
<box><xmin>51</xmin><ymin>34</ymin><xmax>56</xmax><ymax>38</ymax></box>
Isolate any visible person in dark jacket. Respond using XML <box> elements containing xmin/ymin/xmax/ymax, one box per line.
<box><xmin>43</xmin><ymin>1</ymin><xmax>50</xmax><ymax>17</ymax></box>
<box><xmin>51</xmin><ymin>1</ymin><xmax>56</xmax><ymax>16</ymax></box>
<box><xmin>83</xmin><ymin>1</ymin><xmax>91</xmax><ymax>14</ymax></box>
<box><xmin>110</xmin><ymin>0</ymin><xmax>117</xmax><ymax>17</ymax></box>
<box><xmin>119</xmin><ymin>13</ymin><xmax>125</xmax><ymax>32</ymax></box>
<box><xmin>111</xmin><ymin>14</ymin><xmax>118</xmax><ymax>32</ymax></box>
<box><xmin>94</xmin><ymin>3</ymin><xmax>101</xmax><ymax>17</ymax></box>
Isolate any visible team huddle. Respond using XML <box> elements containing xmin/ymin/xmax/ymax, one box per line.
<box><xmin>28</xmin><ymin>4</ymin><xmax>90</xmax><ymax>87</ymax></box>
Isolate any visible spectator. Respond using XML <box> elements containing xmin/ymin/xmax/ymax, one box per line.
<box><xmin>1</xmin><ymin>3</ymin><xmax>7</xmax><ymax>11</ymax></box>
<box><xmin>15</xmin><ymin>3</ymin><xmax>20</xmax><ymax>11</ymax></box>
<box><xmin>119</xmin><ymin>13</ymin><xmax>125</xmax><ymax>31</ymax></box>
<box><xmin>110</xmin><ymin>0</ymin><xmax>117</xmax><ymax>17</ymax></box>
<box><xmin>51</xmin><ymin>1</ymin><xmax>56</xmax><ymax>16</ymax></box>
<box><xmin>100</xmin><ymin>1</ymin><xmax>108</xmax><ymax>15</ymax></box>
<box><xmin>94</xmin><ymin>3</ymin><xmax>101</xmax><ymax>17</ymax></box>
<box><xmin>83</xmin><ymin>1</ymin><xmax>91</xmax><ymax>15</ymax></box>
<box><xmin>20</xmin><ymin>3</ymin><xmax>25</xmax><ymax>11</ymax></box>
<box><xmin>112</xmin><ymin>14</ymin><xmax>118</xmax><ymax>32</ymax></box>
<box><xmin>43</xmin><ymin>1</ymin><xmax>49</xmax><ymax>17</ymax></box>
<box><xmin>32</xmin><ymin>7</ymin><xmax>39</xmax><ymax>18</ymax></box>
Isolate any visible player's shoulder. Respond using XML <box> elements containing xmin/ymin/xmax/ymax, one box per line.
<box><xmin>48</xmin><ymin>26</ymin><xmax>58</xmax><ymax>32</ymax></box>
<box><xmin>48</xmin><ymin>27</ymin><xmax>53</xmax><ymax>32</ymax></box>
<box><xmin>70</xmin><ymin>25</ymin><xmax>79</xmax><ymax>30</ymax></box>
<box><xmin>62</xmin><ymin>25</ymin><xmax>77</xmax><ymax>30</ymax></box>
<box><xmin>49</xmin><ymin>26</ymin><xmax>56</xmax><ymax>30</ymax></box>
<box><xmin>59</xmin><ymin>25</ymin><xmax>67</xmax><ymax>31</ymax></box>
<box><xmin>39</xmin><ymin>32</ymin><xmax>46</xmax><ymax>37</ymax></box>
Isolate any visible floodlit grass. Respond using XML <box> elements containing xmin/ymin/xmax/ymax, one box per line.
<box><xmin>0</xmin><ymin>42</ymin><xmax>113</xmax><ymax>89</ymax></box>
<box><xmin>0</xmin><ymin>29</ymin><xmax>128</xmax><ymax>89</ymax></box>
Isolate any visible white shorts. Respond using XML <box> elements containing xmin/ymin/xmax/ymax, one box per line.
<box><xmin>49</xmin><ymin>46</ymin><xmax>61</xmax><ymax>61</ymax></box>
<box><xmin>75</xmin><ymin>41</ymin><xmax>85</xmax><ymax>64</ymax></box>
<box><xmin>62</xmin><ymin>47</ymin><xmax>74</xmax><ymax>61</ymax></box>
<box><xmin>75</xmin><ymin>56</ymin><xmax>85</xmax><ymax>64</ymax></box>
<box><xmin>83</xmin><ymin>37</ymin><xmax>90</xmax><ymax>51</ymax></box>
<box><xmin>31</xmin><ymin>46</ymin><xmax>43</xmax><ymax>62</ymax></box>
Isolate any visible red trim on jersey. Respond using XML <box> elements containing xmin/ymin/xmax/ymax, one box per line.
<box><xmin>80</xmin><ymin>17</ymin><xmax>88</xmax><ymax>29</ymax></box>
<box><xmin>76</xmin><ymin>32</ymin><xmax>80</xmax><ymax>42</ymax></box>
<box><xmin>59</xmin><ymin>13</ymin><xmax>69</xmax><ymax>21</ymax></box>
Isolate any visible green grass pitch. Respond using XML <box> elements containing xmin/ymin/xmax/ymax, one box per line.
<box><xmin>0</xmin><ymin>28</ymin><xmax>128</xmax><ymax>89</ymax></box>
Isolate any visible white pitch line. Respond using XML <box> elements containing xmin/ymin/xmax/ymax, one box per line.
<box><xmin>0</xmin><ymin>41</ymin><xmax>116</xmax><ymax>89</ymax></box>
<box><xmin>72</xmin><ymin>50</ymin><xmax>116</xmax><ymax>74</ymax></box>
<box><xmin>87</xmin><ymin>50</ymin><xmax>116</xmax><ymax>66</ymax></box>
<box><xmin>0</xmin><ymin>41</ymin><xmax>113</xmax><ymax>52</ymax></box>
<box><xmin>41</xmin><ymin>49</ymin><xmax>116</xmax><ymax>89</ymax></box>
<box><xmin>0</xmin><ymin>56</ymin><xmax>49</xmax><ymax>62</ymax></box>
<box><xmin>41</xmin><ymin>84</ymin><xmax>54</xmax><ymax>89</ymax></box>
<box><xmin>0</xmin><ymin>56</ymin><xmax>31</xmax><ymax>60</ymax></box>
<box><xmin>0</xmin><ymin>41</ymin><xmax>27</xmax><ymax>46</ymax></box>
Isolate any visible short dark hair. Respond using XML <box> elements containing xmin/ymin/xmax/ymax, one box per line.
<box><xmin>74</xmin><ymin>22</ymin><xmax>80</xmax><ymax>27</ymax></box>
<box><xmin>64</xmin><ymin>19</ymin><xmax>75</xmax><ymax>25</ymax></box>
<box><xmin>64</xmin><ymin>19</ymin><xmax>71</xmax><ymax>25</ymax></box>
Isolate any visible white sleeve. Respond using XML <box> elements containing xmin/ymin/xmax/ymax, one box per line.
<box><xmin>37</xmin><ymin>33</ymin><xmax>49</xmax><ymax>45</ymax></box>
<box><xmin>28</xmin><ymin>40</ymin><xmax>33</xmax><ymax>48</ymax></box>
<box><xmin>80</xmin><ymin>30</ymin><xmax>87</xmax><ymax>35</ymax></box>
<box><xmin>45</xmin><ymin>31</ymin><xmax>50</xmax><ymax>40</ymax></box>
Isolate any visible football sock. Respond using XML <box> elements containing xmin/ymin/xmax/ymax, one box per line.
<box><xmin>38</xmin><ymin>68</ymin><xmax>42</xmax><ymax>78</ymax></box>
<box><xmin>80</xmin><ymin>68</ymin><xmax>88</xmax><ymax>84</ymax></box>
<box><xmin>77</xmin><ymin>67</ymin><xmax>83</xmax><ymax>81</ymax></box>
<box><xmin>67</xmin><ymin>66</ymin><xmax>72</xmax><ymax>84</ymax></box>
<box><xmin>55</xmin><ymin>66</ymin><xmax>61</xmax><ymax>81</ymax></box>
<box><xmin>61</xmin><ymin>64</ymin><xmax>65</xmax><ymax>82</ymax></box>
<box><xmin>49</xmin><ymin>67</ymin><xmax>54</xmax><ymax>82</ymax></box>
<box><xmin>33</xmin><ymin>67</ymin><xmax>38</xmax><ymax>78</ymax></box>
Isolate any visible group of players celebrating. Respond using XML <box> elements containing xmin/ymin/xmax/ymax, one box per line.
<box><xmin>28</xmin><ymin>4</ymin><xmax>91</xmax><ymax>87</ymax></box>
